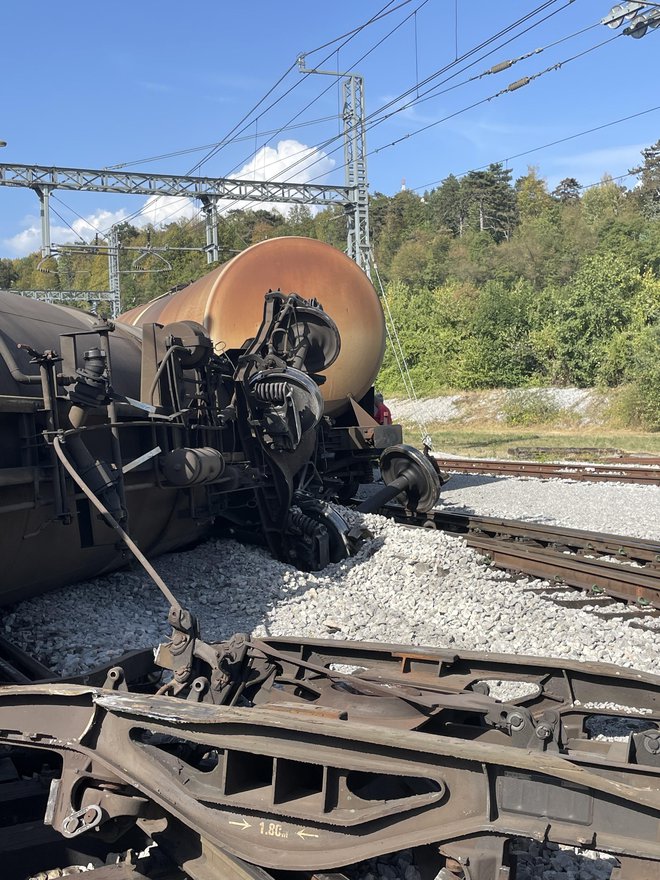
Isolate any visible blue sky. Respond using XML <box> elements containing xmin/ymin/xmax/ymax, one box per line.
<box><xmin>1</xmin><ymin>0</ymin><xmax>657</xmax><ymax>258</ymax></box>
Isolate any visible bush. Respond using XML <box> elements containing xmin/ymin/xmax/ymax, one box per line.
<box><xmin>611</xmin><ymin>327</ymin><xmax>660</xmax><ymax>431</ymax></box>
<box><xmin>501</xmin><ymin>389</ymin><xmax>560</xmax><ymax>426</ymax></box>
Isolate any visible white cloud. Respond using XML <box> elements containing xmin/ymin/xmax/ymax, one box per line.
<box><xmin>543</xmin><ymin>144</ymin><xmax>646</xmax><ymax>192</ymax></box>
<box><xmin>220</xmin><ymin>139</ymin><xmax>336</xmax><ymax>214</ymax></box>
<box><xmin>239</xmin><ymin>138</ymin><xmax>335</xmax><ymax>183</ymax></box>
<box><xmin>127</xmin><ymin>139</ymin><xmax>336</xmax><ymax>224</ymax></box>
<box><xmin>2</xmin><ymin>208</ymin><xmax>128</xmax><ymax>258</ymax></box>
<box><xmin>137</xmin><ymin>195</ymin><xmax>198</xmax><ymax>227</ymax></box>
<box><xmin>1</xmin><ymin>140</ymin><xmax>336</xmax><ymax>258</ymax></box>
<box><xmin>547</xmin><ymin>144</ymin><xmax>646</xmax><ymax>179</ymax></box>
<box><xmin>69</xmin><ymin>208</ymin><xmax>130</xmax><ymax>240</ymax></box>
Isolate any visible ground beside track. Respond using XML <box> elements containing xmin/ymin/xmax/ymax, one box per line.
<box><xmin>5</xmin><ymin>472</ymin><xmax>659</xmax><ymax>880</ymax></box>
<box><xmin>388</xmin><ymin>387</ymin><xmax>660</xmax><ymax>459</ymax></box>
<box><xmin>4</xmin><ymin>473</ymin><xmax>659</xmax><ymax>678</ymax></box>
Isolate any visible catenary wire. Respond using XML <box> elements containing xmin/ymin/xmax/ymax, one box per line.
<box><xmin>94</xmin><ymin>1</ymin><xmax>584</xmax><ymax>239</ymax></box>
<box><xmin>210</xmin><ymin>1</ymin><xmax>587</xmax><ymax>194</ymax></box>
<box><xmin>109</xmin><ymin>1</ymin><xmax>427</xmax><ymax>237</ymax></box>
<box><xmin>177</xmin><ymin>0</ymin><xmax>577</xmax><ymax>214</ymax></box>
<box><xmin>410</xmin><ymin>104</ymin><xmax>660</xmax><ymax>192</ymax></box>
<box><xmin>105</xmin><ymin>115</ymin><xmax>341</xmax><ymax>171</ymax></box>
<box><xmin>189</xmin><ymin>0</ymin><xmax>403</xmax><ymax>175</ymax></box>
<box><xmin>369</xmin><ymin>32</ymin><xmax>624</xmax><ymax>156</ymax></box>
<box><xmin>96</xmin><ymin>0</ymin><xmax>569</xmax><ymax>235</ymax></box>
<box><xmin>105</xmin><ymin>1</ymin><xmax>404</xmax><ymax>232</ymax></box>
<box><xmin>245</xmin><ymin>25</ymin><xmax>625</xmax><ymax>195</ymax></box>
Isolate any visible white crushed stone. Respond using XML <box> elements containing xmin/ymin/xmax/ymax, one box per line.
<box><xmin>388</xmin><ymin>387</ymin><xmax>608</xmax><ymax>425</ymax></box>
<box><xmin>440</xmin><ymin>474</ymin><xmax>660</xmax><ymax>541</ymax></box>
<box><xmin>5</xmin><ymin>511</ymin><xmax>658</xmax><ymax>678</ymax></box>
<box><xmin>390</xmin><ymin>394</ymin><xmax>462</xmax><ymax>423</ymax></box>
<box><xmin>4</xmin><ymin>474</ymin><xmax>659</xmax><ymax>880</ymax></box>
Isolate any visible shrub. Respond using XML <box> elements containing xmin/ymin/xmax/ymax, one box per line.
<box><xmin>501</xmin><ymin>389</ymin><xmax>560</xmax><ymax>426</ymax></box>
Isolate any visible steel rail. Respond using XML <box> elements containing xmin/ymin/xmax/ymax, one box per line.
<box><xmin>0</xmin><ymin>634</ymin><xmax>52</xmax><ymax>684</ymax></box>
<box><xmin>433</xmin><ymin>455</ymin><xmax>660</xmax><ymax>485</ymax></box>
<box><xmin>420</xmin><ymin>510</ymin><xmax>660</xmax><ymax>567</ymax></box>
<box><xmin>381</xmin><ymin>506</ymin><xmax>660</xmax><ymax>611</ymax></box>
<box><xmin>469</xmin><ymin>535</ymin><xmax>660</xmax><ymax>610</ymax></box>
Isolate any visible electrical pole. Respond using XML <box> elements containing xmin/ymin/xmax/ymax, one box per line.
<box><xmin>297</xmin><ymin>55</ymin><xmax>371</xmax><ymax>276</ymax></box>
<box><xmin>107</xmin><ymin>226</ymin><xmax>121</xmax><ymax>318</ymax></box>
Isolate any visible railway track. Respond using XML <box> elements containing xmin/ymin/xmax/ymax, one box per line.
<box><xmin>382</xmin><ymin>506</ymin><xmax>660</xmax><ymax>619</ymax></box>
<box><xmin>2</xmin><ymin>497</ymin><xmax>660</xmax><ymax>878</ymax></box>
<box><xmin>434</xmin><ymin>454</ymin><xmax>660</xmax><ymax>485</ymax></box>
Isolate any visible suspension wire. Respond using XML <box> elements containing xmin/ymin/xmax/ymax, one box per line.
<box><xmin>259</xmin><ymin>0</ymin><xmax>566</xmax><ymax>185</ymax></box>
<box><xmin>270</xmin><ymin>24</ymin><xmax>624</xmax><ymax>190</ymax></box>
<box><xmin>217</xmin><ymin>0</ymin><xmax>427</xmax><ymax>190</ymax></box>
<box><xmin>364</xmin><ymin>18</ymin><xmax>602</xmax><ymax>133</ymax></box>
<box><xmin>105</xmin><ymin>115</ymin><xmax>341</xmax><ymax>171</ymax></box>
<box><xmin>102</xmin><ymin>2</ymin><xmax>404</xmax><ymax>235</ymax></box>
<box><xmin>206</xmin><ymin>1</ymin><xmax>587</xmax><ymax>195</ymax></box>
<box><xmin>98</xmin><ymin>0</ymin><xmax>571</xmax><ymax>238</ymax></box>
<box><xmin>355</xmin><ymin>0</ymin><xmax>573</xmax><ymax>142</ymax></box>
<box><xmin>110</xmin><ymin>2</ymin><xmax>418</xmax><ymax>240</ymax></box>
<box><xmin>370</xmin><ymin>31</ymin><xmax>622</xmax><ymax>155</ymax></box>
<box><xmin>189</xmin><ymin>0</ymin><xmax>402</xmax><ymax>176</ymax></box>
<box><xmin>410</xmin><ymin>103</ymin><xmax>660</xmax><ymax>192</ymax></box>
<box><xmin>48</xmin><ymin>204</ymin><xmax>87</xmax><ymax>245</ymax></box>
<box><xmin>51</xmin><ymin>193</ymin><xmax>113</xmax><ymax>240</ymax></box>
<box><xmin>87</xmin><ymin>1</ymin><xmax>583</xmax><ymax>256</ymax></box>
<box><xmin>304</xmin><ymin>0</ymin><xmax>414</xmax><ymax>55</ymax></box>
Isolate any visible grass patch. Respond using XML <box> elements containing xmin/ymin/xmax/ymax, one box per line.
<box><xmin>399</xmin><ymin>423</ymin><xmax>660</xmax><ymax>459</ymax></box>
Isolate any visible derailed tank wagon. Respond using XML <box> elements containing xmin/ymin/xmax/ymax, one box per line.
<box><xmin>0</xmin><ymin>237</ymin><xmax>436</xmax><ymax>603</ymax></box>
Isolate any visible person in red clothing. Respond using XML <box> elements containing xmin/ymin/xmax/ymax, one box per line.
<box><xmin>374</xmin><ymin>391</ymin><xmax>392</xmax><ymax>425</ymax></box>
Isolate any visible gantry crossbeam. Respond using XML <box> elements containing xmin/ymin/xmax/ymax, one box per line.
<box><xmin>0</xmin><ymin>163</ymin><xmax>352</xmax><ymax>206</ymax></box>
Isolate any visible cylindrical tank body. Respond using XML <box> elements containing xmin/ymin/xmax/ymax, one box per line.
<box><xmin>119</xmin><ymin>237</ymin><xmax>386</xmax><ymax>416</ymax></box>
<box><xmin>0</xmin><ymin>293</ymin><xmax>211</xmax><ymax>603</ymax></box>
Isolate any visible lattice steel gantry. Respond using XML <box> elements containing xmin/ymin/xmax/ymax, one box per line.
<box><xmin>0</xmin><ymin>109</ymin><xmax>370</xmax><ymax>310</ymax></box>
<box><xmin>297</xmin><ymin>55</ymin><xmax>371</xmax><ymax>277</ymax></box>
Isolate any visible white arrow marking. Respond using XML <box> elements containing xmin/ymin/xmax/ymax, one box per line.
<box><xmin>229</xmin><ymin>818</ymin><xmax>252</xmax><ymax>831</ymax></box>
<box><xmin>297</xmin><ymin>828</ymin><xmax>319</xmax><ymax>840</ymax></box>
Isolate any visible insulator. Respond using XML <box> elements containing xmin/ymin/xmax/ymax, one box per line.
<box><xmin>488</xmin><ymin>60</ymin><xmax>514</xmax><ymax>74</ymax></box>
<box><xmin>252</xmin><ymin>381</ymin><xmax>288</xmax><ymax>404</ymax></box>
<box><xmin>506</xmin><ymin>77</ymin><xmax>530</xmax><ymax>92</ymax></box>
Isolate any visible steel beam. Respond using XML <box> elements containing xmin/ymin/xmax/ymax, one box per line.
<box><xmin>0</xmin><ymin>163</ymin><xmax>351</xmax><ymax>206</ymax></box>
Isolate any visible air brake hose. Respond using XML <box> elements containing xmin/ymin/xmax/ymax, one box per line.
<box><xmin>53</xmin><ymin>435</ymin><xmax>182</xmax><ymax>612</ymax></box>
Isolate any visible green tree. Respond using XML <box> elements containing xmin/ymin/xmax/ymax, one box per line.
<box><xmin>462</xmin><ymin>163</ymin><xmax>517</xmax><ymax>242</ymax></box>
<box><xmin>581</xmin><ymin>174</ymin><xmax>626</xmax><ymax>226</ymax></box>
<box><xmin>630</xmin><ymin>139</ymin><xmax>660</xmax><ymax>219</ymax></box>
<box><xmin>460</xmin><ymin>278</ymin><xmax>540</xmax><ymax>387</ymax></box>
<box><xmin>552</xmin><ymin>177</ymin><xmax>581</xmax><ymax>203</ymax></box>
<box><xmin>515</xmin><ymin>168</ymin><xmax>555</xmax><ymax>222</ymax></box>
<box><xmin>0</xmin><ymin>259</ymin><xmax>18</xmax><ymax>288</ymax></box>
<box><xmin>555</xmin><ymin>253</ymin><xmax>641</xmax><ymax>386</ymax></box>
<box><xmin>425</xmin><ymin>174</ymin><xmax>467</xmax><ymax>237</ymax></box>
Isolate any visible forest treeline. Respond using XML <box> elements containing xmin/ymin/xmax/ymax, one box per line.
<box><xmin>1</xmin><ymin>140</ymin><xmax>659</xmax><ymax>429</ymax></box>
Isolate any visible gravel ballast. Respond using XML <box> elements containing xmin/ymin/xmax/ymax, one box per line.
<box><xmin>5</xmin><ymin>472</ymin><xmax>659</xmax><ymax>879</ymax></box>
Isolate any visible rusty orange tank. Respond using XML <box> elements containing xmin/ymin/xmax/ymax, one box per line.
<box><xmin>119</xmin><ymin>237</ymin><xmax>385</xmax><ymax>416</ymax></box>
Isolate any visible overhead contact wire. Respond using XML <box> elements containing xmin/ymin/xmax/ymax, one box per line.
<box><xmin>411</xmin><ymin>104</ymin><xmax>660</xmax><ymax>192</ymax></box>
<box><xmin>221</xmin><ymin>1</ymin><xmax>587</xmax><ymax>192</ymax></box>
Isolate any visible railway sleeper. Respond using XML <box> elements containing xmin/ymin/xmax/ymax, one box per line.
<box><xmin>1</xmin><ymin>623</ymin><xmax>659</xmax><ymax>880</ymax></box>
